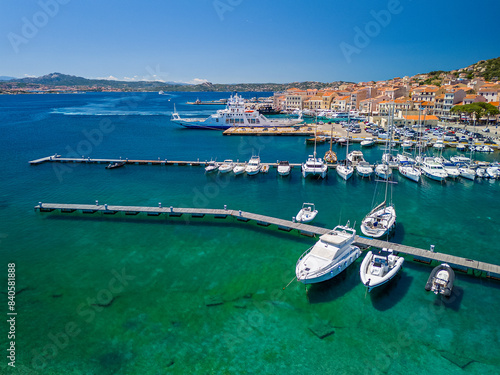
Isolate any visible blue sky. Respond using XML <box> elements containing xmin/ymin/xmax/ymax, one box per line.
<box><xmin>1</xmin><ymin>0</ymin><xmax>499</xmax><ymax>83</ymax></box>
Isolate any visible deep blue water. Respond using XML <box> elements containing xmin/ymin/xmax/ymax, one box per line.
<box><xmin>0</xmin><ymin>92</ymin><xmax>499</xmax><ymax>374</ymax></box>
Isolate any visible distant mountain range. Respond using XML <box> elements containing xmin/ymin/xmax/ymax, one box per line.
<box><xmin>0</xmin><ymin>73</ymin><xmax>351</xmax><ymax>92</ymax></box>
<box><xmin>1</xmin><ymin>57</ymin><xmax>498</xmax><ymax>93</ymax></box>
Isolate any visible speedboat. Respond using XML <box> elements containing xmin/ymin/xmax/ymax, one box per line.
<box><xmin>245</xmin><ymin>155</ymin><xmax>261</xmax><ymax>175</ymax></box>
<box><xmin>277</xmin><ymin>160</ymin><xmax>291</xmax><ymax>176</ymax></box>
<box><xmin>359</xmin><ymin>248</ymin><xmax>404</xmax><ymax>292</ymax></box>
<box><xmin>233</xmin><ymin>163</ymin><xmax>246</xmax><ymax>175</ymax></box>
<box><xmin>456</xmin><ymin>143</ymin><xmax>467</xmax><ymax>151</ymax></box>
<box><xmin>347</xmin><ymin>150</ymin><xmax>365</xmax><ymax>166</ymax></box>
<box><xmin>401</xmin><ymin>140</ymin><xmax>413</xmax><ymax>149</ymax></box>
<box><xmin>360</xmin><ymin>202</ymin><xmax>396</xmax><ymax>238</ymax></box>
<box><xmin>295</xmin><ymin>223</ymin><xmax>361</xmax><ymax>284</ymax></box>
<box><xmin>356</xmin><ymin>161</ymin><xmax>374</xmax><ymax>178</ymax></box>
<box><xmin>295</xmin><ymin>203</ymin><xmax>318</xmax><ymax>223</ymax></box>
<box><xmin>398</xmin><ymin>161</ymin><xmax>421</xmax><ymax>183</ymax></box>
<box><xmin>476</xmin><ymin>167</ymin><xmax>487</xmax><ymax>178</ymax></box>
<box><xmin>425</xmin><ymin>263</ymin><xmax>455</xmax><ymax>297</ymax></box>
<box><xmin>302</xmin><ymin>154</ymin><xmax>327</xmax><ymax>178</ymax></box>
<box><xmin>476</xmin><ymin>145</ymin><xmax>494</xmax><ymax>153</ymax></box>
<box><xmin>205</xmin><ymin>160</ymin><xmax>219</xmax><ymax>173</ymax></box>
<box><xmin>375</xmin><ymin>163</ymin><xmax>392</xmax><ymax>180</ymax></box>
<box><xmin>105</xmin><ymin>161</ymin><xmax>126</xmax><ymax>169</ymax></box>
<box><xmin>421</xmin><ymin>157</ymin><xmax>448</xmax><ymax>181</ymax></box>
<box><xmin>360</xmin><ymin>137</ymin><xmax>375</xmax><ymax>147</ymax></box>
<box><xmin>218</xmin><ymin>159</ymin><xmax>235</xmax><ymax>173</ymax></box>
<box><xmin>450</xmin><ymin>156</ymin><xmax>471</xmax><ymax>165</ymax></box>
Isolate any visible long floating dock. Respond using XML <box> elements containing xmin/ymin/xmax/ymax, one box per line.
<box><xmin>28</xmin><ymin>155</ymin><xmax>336</xmax><ymax>169</ymax></box>
<box><xmin>34</xmin><ymin>202</ymin><xmax>500</xmax><ymax>280</ymax></box>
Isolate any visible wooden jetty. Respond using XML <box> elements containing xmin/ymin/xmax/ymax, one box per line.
<box><xmin>34</xmin><ymin>202</ymin><xmax>500</xmax><ymax>280</ymax></box>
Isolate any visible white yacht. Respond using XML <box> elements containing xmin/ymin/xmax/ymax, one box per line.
<box><xmin>295</xmin><ymin>203</ymin><xmax>318</xmax><ymax>223</ymax></box>
<box><xmin>450</xmin><ymin>156</ymin><xmax>470</xmax><ymax>165</ymax></box>
<box><xmin>356</xmin><ymin>161</ymin><xmax>374</xmax><ymax>178</ymax></box>
<box><xmin>421</xmin><ymin>157</ymin><xmax>448</xmax><ymax>181</ymax></box>
<box><xmin>486</xmin><ymin>165</ymin><xmax>500</xmax><ymax>179</ymax></box>
<box><xmin>347</xmin><ymin>150</ymin><xmax>365</xmax><ymax>166</ymax></box>
<box><xmin>277</xmin><ymin>160</ymin><xmax>291</xmax><ymax>176</ymax></box>
<box><xmin>205</xmin><ymin>160</ymin><xmax>219</xmax><ymax>173</ymax></box>
<box><xmin>401</xmin><ymin>140</ymin><xmax>413</xmax><ymax>149</ymax></box>
<box><xmin>360</xmin><ymin>201</ymin><xmax>396</xmax><ymax>238</ymax></box>
<box><xmin>233</xmin><ymin>163</ymin><xmax>246</xmax><ymax>175</ymax></box>
<box><xmin>295</xmin><ymin>223</ymin><xmax>361</xmax><ymax>284</ymax></box>
<box><xmin>360</xmin><ymin>248</ymin><xmax>404</xmax><ymax>292</ymax></box>
<box><xmin>382</xmin><ymin>153</ymin><xmax>399</xmax><ymax>168</ymax></box>
<box><xmin>337</xmin><ymin>129</ymin><xmax>354</xmax><ymax>180</ymax></box>
<box><xmin>398</xmin><ymin>162</ymin><xmax>421</xmax><ymax>183</ymax></box>
<box><xmin>245</xmin><ymin>156</ymin><xmax>261</xmax><ymax>175</ymax></box>
<box><xmin>171</xmin><ymin>94</ymin><xmax>302</xmax><ymax>130</ymax></box>
<box><xmin>218</xmin><ymin>159</ymin><xmax>234</xmax><ymax>173</ymax></box>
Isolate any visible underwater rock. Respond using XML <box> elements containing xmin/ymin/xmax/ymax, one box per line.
<box><xmin>204</xmin><ymin>295</ymin><xmax>224</xmax><ymax>307</ymax></box>
<box><xmin>308</xmin><ymin>320</ymin><xmax>335</xmax><ymax>339</ymax></box>
<box><xmin>440</xmin><ymin>350</ymin><xmax>476</xmax><ymax>369</ymax></box>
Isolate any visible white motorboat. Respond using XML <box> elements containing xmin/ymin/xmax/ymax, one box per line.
<box><xmin>359</xmin><ymin>248</ymin><xmax>404</xmax><ymax>292</ymax></box>
<box><xmin>398</xmin><ymin>162</ymin><xmax>421</xmax><ymax>183</ymax></box>
<box><xmin>401</xmin><ymin>140</ymin><xmax>413</xmax><ymax>149</ymax></box>
<box><xmin>456</xmin><ymin>143</ymin><xmax>467</xmax><ymax>151</ymax></box>
<box><xmin>277</xmin><ymin>160</ymin><xmax>291</xmax><ymax>176</ymax></box>
<box><xmin>218</xmin><ymin>159</ymin><xmax>235</xmax><ymax>173</ymax></box>
<box><xmin>433</xmin><ymin>139</ymin><xmax>445</xmax><ymax>150</ymax></box>
<box><xmin>425</xmin><ymin>263</ymin><xmax>455</xmax><ymax>297</ymax></box>
<box><xmin>205</xmin><ymin>160</ymin><xmax>219</xmax><ymax>173</ymax></box>
<box><xmin>442</xmin><ymin>162</ymin><xmax>460</xmax><ymax>179</ymax></box>
<box><xmin>171</xmin><ymin>94</ymin><xmax>302</xmax><ymax>130</ymax></box>
<box><xmin>396</xmin><ymin>152</ymin><xmax>415</xmax><ymax>164</ymax></box>
<box><xmin>356</xmin><ymin>161</ymin><xmax>374</xmax><ymax>178</ymax></box>
<box><xmin>486</xmin><ymin>165</ymin><xmax>500</xmax><ymax>179</ymax></box>
<box><xmin>295</xmin><ymin>223</ymin><xmax>361</xmax><ymax>284</ymax></box>
<box><xmin>476</xmin><ymin>145</ymin><xmax>494</xmax><ymax>153</ymax></box>
<box><xmin>233</xmin><ymin>163</ymin><xmax>246</xmax><ymax>175</ymax></box>
<box><xmin>360</xmin><ymin>137</ymin><xmax>375</xmax><ymax>147</ymax></box>
<box><xmin>476</xmin><ymin>167</ymin><xmax>487</xmax><ymax>178</ymax></box>
<box><xmin>245</xmin><ymin>155</ymin><xmax>261</xmax><ymax>175</ymax></box>
<box><xmin>459</xmin><ymin>165</ymin><xmax>476</xmax><ymax>180</ymax></box>
<box><xmin>347</xmin><ymin>150</ymin><xmax>365</xmax><ymax>166</ymax></box>
<box><xmin>421</xmin><ymin>157</ymin><xmax>448</xmax><ymax>181</ymax></box>
<box><xmin>375</xmin><ymin>163</ymin><xmax>392</xmax><ymax>180</ymax></box>
<box><xmin>295</xmin><ymin>203</ymin><xmax>318</xmax><ymax>223</ymax></box>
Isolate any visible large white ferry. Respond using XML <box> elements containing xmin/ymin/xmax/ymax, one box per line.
<box><xmin>170</xmin><ymin>94</ymin><xmax>302</xmax><ymax>130</ymax></box>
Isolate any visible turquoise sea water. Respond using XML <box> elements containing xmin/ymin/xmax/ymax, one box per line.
<box><xmin>1</xmin><ymin>92</ymin><xmax>499</xmax><ymax>374</ymax></box>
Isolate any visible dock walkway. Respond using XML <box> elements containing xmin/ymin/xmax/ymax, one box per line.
<box><xmin>34</xmin><ymin>202</ymin><xmax>500</xmax><ymax>280</ymax></box>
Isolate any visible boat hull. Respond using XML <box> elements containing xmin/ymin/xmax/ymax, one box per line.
<box><xmin>359</xmin><ymin>250</ymin><xmax>404</xmax><ymax>292</ymax></box>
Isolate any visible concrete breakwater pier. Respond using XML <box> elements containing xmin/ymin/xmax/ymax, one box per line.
<box><xmin>34</xmin><ymin>202</ymin><xmax>500</xmax><ymax>281</ymax></box>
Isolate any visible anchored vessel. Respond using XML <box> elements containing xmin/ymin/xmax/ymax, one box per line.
<box><xmin>425</xmin><ymin>263</ymin><xmax>455</xmax><ymax>297</ymax></box>
<box><xmin>295</xmin><ymin>203</ymin><xmax>318</xmax><ymax>223</ymax></box>
<box><xmin>295</xmin><ymin>223</ymin><xmax>361</xmax><ymax>284</ymax></box>
<box><xmin>360</xmin><ymin>248</ymin><xmax>404</xmax><ymax>292</ymax></box>
<box><xmin>171</xmin><ymin>94</ymin><xmax>302</xmax><ymax>130</ymax></box>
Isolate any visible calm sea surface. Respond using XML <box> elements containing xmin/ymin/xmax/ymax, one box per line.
<box><xmin>0</xmin><ymin>92</ymin><xmax>499</xmax><ymax>374</ymax></box>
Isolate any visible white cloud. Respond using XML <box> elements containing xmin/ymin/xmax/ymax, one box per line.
<box><xmin>24</xmin><ymin>74</ymin><xmax>36</xmax><ymax>78</ymax></box>
<box><xmin>186</xmin><ymin>78</ymin><xmax>209</xmax><ymax>85</ymax></box>
<box><xmin>92</xmin><ymin>75</ymin><xmax>119</xmax><ymax>81</ymax></box>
